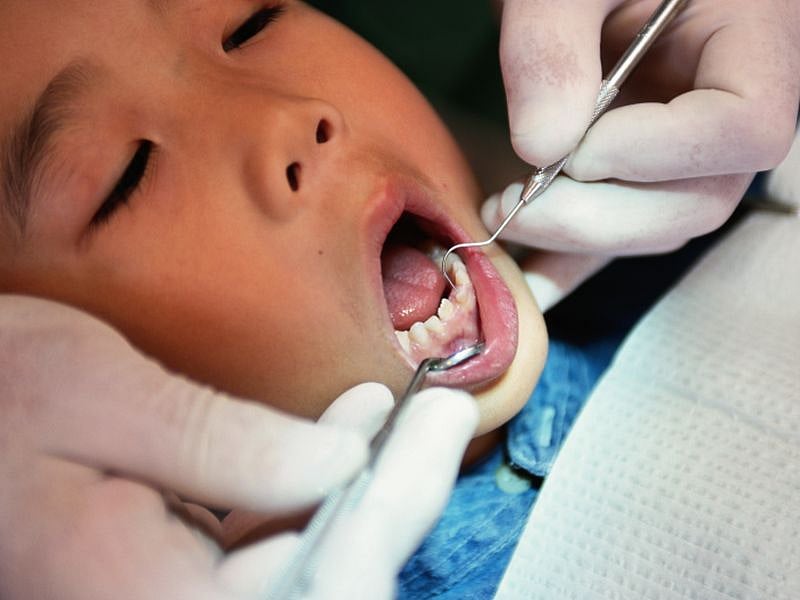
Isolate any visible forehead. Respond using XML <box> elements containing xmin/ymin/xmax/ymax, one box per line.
<box><xmin>2</xmin><ymin>0</ymin><xmax>224</xmax><ymax>114</ymax></box>
<box><xmin>1</xmin><ymin>2</ymin><xmax>140</xmax><ymax>128</ymax></box>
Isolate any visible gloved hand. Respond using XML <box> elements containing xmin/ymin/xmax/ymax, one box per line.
<box><xmin>766</xmin><ymin>128</ymin><xmax>800</xmax><ymax>205</ymax></box>
<box><xmin>488</xmin><ymin>0</ymin><xmax>800</xmax><ymax>299</ymax></box>
<box><xmin>0</xmin><ymin>295</ymin><xmax>478</xmax><ymax>600</ymax></box>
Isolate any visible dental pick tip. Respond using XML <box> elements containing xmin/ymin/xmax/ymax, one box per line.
<box><xmin>440</xmin><ymin>195</ymin><xmax>528</xmax><ymax>288</ymax></box>
<box><xmin>428</xmin><ymin>342</ymin><xmax>485</xmax><ymax>371</ymax></box>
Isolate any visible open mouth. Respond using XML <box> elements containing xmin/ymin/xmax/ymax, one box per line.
<box><xmin>383</xmin><ymin>213</ymin><xmax>481</xmax><ymax>359</ymax></box>
<box><xmin>372</xmin><ymin>181</ymin><xmax>519</xmax><ymax>387</ymax></box>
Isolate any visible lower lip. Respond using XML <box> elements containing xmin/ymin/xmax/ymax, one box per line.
<box><xmin>369</xmin><ymin>177</ymin><xmax>519</xmax><ymax>388</ymax></box>
<box><xmin>426</xmin><ymin>245</ymin><xmax>519</xmax><ymax>387</ymax></box>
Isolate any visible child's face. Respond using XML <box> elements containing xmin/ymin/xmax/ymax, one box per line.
<box><xmin>0</xmin><ymin>0</ymin><xmax>546</xmax><ymax>434</ymax></box>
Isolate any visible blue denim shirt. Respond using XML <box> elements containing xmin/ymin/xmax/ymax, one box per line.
<box><xmin>397</xmin><ymin>340</ymin><xmax>604</xmax><ymax>600</ymax></box>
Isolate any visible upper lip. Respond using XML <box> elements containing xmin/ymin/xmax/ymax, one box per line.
<box><xmin>365</xmin><ymin>176</ymin><xmax>519</xmax><ymax>388</ymax></box>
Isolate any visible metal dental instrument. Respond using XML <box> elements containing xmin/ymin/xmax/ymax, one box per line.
<box><xmin>441</xmin><ymin>0</ymin><xmax>691</xmax><ymax>287</ymax></box>
<box><xmin>266</xmin><ymin>342</ymin><xmax>485</xmax><ymax>600</ymax></box>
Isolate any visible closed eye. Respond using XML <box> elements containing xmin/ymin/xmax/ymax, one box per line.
<box><xmin>91</xmin><ymin>141</ymin><xmax>153</xmax><ymax>228</ymax></box>
<box><xmin>223</xmin><ymin>4</ymin><xmax>286</xmax><ymax>52</ymax></box>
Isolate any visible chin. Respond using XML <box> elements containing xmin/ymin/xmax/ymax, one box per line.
<box><xmin>365</xmin><ymin>175</ymin><xmax>547</xmax><ymax>435</ymax></box>
<box><xmin>470</xmin><ymin>246</ymin><xmax>547</xmax><ymax>435</ymax></box>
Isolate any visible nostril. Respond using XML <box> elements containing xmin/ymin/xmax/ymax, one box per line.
<box><xmin>316</xmin><ymin>119</ymin><xmax>331</xmax><ymax>144</ymax></box>
<box><xmin>286</xmin><ymin>162</ymin><xmax>301</xmax><ymax>191</ymax></box>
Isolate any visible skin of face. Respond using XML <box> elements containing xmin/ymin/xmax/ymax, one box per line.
<box><xmin>0</xmin><ymin>0</ymin><xmax>547</xmax><ymax>437</ymax></box>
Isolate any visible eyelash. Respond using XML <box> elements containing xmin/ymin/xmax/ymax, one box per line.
<box><xmin>91</xmin><ymin>141</ymin><xmax>153</xmax><ymax>228</ymax></box>
<box><xmin>223</xmin><ymin>4</ymin><xmax>286</xmax><ymax>52</ymax></box>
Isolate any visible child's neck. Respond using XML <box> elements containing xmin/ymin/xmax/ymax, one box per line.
<box><xmin>462</xmin><ymin>428</ymin><xmax>504</xmax><ymax>468</ymax></box>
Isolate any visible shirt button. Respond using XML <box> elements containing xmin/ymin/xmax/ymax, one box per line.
<box><xmin>495</xmin><ymin>462</ymin><xmax>533</xmax><ymax>494</ymax></box>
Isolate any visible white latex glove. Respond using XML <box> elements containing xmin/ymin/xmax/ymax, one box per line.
<box><xmin>766</xmin><ymin>128</ymin><xmax>800</xmax><ymax>205</ymax></box>
<box><xmin>0</xmin><ymin>295</ymin><xmax>478</xmax><ymax>600</ymax></box>
<box><xmin>488</xmin><ymin>0</ymin><xmax>800</xmax><ymax>306</ymax></box>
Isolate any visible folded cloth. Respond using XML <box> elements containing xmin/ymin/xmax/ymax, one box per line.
<box><xmin>495</xmin><ymin>208</ymin><xmax>800</xmax><ymax>599</ymax></box>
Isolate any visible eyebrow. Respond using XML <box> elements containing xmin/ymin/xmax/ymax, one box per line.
<box><xmin>1</xmin><ymin>60</ymin><xmax>97</xmax><ymax>236</ymax></box>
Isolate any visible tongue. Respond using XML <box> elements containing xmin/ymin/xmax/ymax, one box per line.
<box><xmin>381</xmin><ymin>243</ymin><xmax>447</xmax><ymax>331</ymax></box>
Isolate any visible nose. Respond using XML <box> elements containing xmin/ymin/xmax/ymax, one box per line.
<box><xmin>240</xmin><ymin>95</ymin><xmax>346</xmax><ymax>221</ymax></box>
<box><xmin>284</xmin><ymin>109</ymin><xmax>337</xmax><ymax>193</ymax></box>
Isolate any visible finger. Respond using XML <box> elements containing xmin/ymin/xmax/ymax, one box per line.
<box><xmin>520</xmin><ymin>252</ymin><xmax>611</xmax><ymax>312</ymax></box>
<box><xmin>84</xmin><ymin>379</ymin><xmax>368</xmax><ymax>513</ymax></box>
<box><xmin>766</xmin><ymin>129</ymin><xmax>800</xmax><ymax>203</ymax></box>
<box><xmin>0</xmin><ymin>296</ymin><xmax>368</xmax><ymax>513</ymax></box>
<box><xmin>318</xmin><ymin>382</ymin><xmax>394</xmax><ymax>439</ymax></box>
<box><xmin>568</xmin><ymin>16</ymin><xmax>800</xmax><ymax>182</ymax></box>
<box><xmin>482</xmin><ymin>174</ymin><xmax>752</xmax><ymax>254</ymax></box>
<box><xmin>182</xmin><ymin>502</ymin><xmax>225</xmax><ymax>544</ymax></box>
<box><xmin>225</xmin><ymin>389</ymin><xmax>477</xmax><ymax>600</ymax></box>
<box><xmin>217</xmin><ymin>532</ymin><xmax>300</xmax><ymax>598</ymax></box>
<box><xmin>309</xmin><ymin>388</ymin><xmax>479</xmax><ymax>597</ymax></box>
<box><xmin>70</xmin><ymin>377</ymin><xmax>367</xmax><ymax>513</ymax></box>
<box><xmin>501</xmin><ymin>0</ymin><xmax>618</xmax><ymax>165</ymax></box>
<box><xmin>34</xmin><ymin>471</ymin><xmax>234</xmax><ymax>600</ymax></box>
<box><xmin>161</xmin><ymin>490</ymin><xmax>224</xmax><ymax>548</ymax></box>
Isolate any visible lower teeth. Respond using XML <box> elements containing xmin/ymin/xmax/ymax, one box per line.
<box><xmin>394</xmin><ymin>253</ymin><xmax>479</xmax><ymax>357</ymax></box>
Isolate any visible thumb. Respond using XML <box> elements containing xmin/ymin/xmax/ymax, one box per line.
<box><xmin>104</xmin><ymin>373</ymin><xmax>370</xmax><ymax>514</ymax></box>
<box><xmin>500</xmin><ymin>0</ymin><xmax>614</xmax><ymax>165</ymax></box>
<box><xmin>1</xmin><ymin>295</ymin><xmax>367</xmax><ymax>515</ymax></box>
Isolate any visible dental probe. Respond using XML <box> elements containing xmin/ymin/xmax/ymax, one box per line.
<box><xmin>266</xmin><ymin>342</ymin><xmax>485</xmax><ymax>600</ymax></box>
<box><xmin>441</xmin><ymin>0</ymin><xmax>691</xmax><ymax>287</ymax></box>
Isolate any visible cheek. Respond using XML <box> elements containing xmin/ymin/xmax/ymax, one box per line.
<box><xmin>85</xmin><ymin>218</ymin><xmax>387</xmax><ymax>416</ymax></box>
<box><xmin>352</xmin><ymin>75</ymin><xmax>471</xmax><ymax>191</ymax></box>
